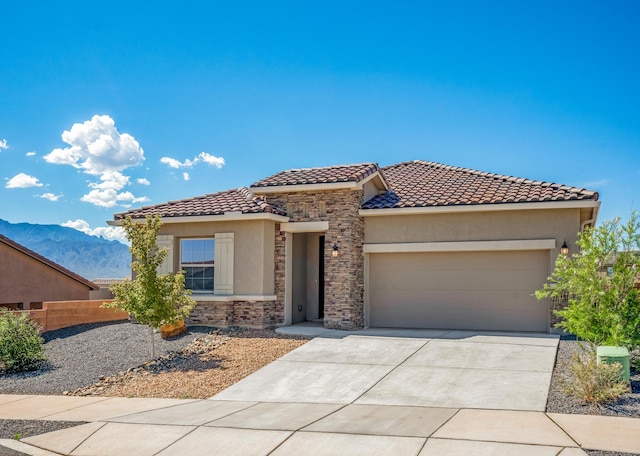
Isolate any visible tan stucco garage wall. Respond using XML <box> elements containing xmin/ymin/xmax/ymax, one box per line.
<box><xmin>364</xmin><ymin>207</ymin><xmax>583</xmax><ymax>259</ymax></box>
<box><xmin>362</xmin><ymin>206</ymin><xmax>593</xmax><ymax>332</ymax></box>
<box><xmin>159</xmin><ymin>219</ymin><xmax>275</xmax><ymax>295</ymax></box>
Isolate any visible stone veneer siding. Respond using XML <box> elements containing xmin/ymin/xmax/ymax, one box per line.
<box><xmin>266</xmin><ymin>189</ymin><xmax>365</xmax><ymax>330</ymax></box>
<box><xmin>187</xmin><ymin>300</ymin><xmax>278</xmax><ymax>328</ymax></box>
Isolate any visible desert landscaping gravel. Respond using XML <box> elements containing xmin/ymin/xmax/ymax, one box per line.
<box><xmin>0</xmin><ymin>321</ymin><xmax>309</xmax><ymax>443</ymax></box>
<box><xmin>546</xmin><ymin>337</ymin><xmax>640</xmax><ymax>418</ymax></box>
<box><xmin>0</xmin><ymin>321</ymin><xmax>213</xmax><ymax>395</ymax></box>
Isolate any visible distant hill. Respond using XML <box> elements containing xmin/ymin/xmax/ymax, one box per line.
<box><xmin>0</xmin><ymin>219</ymin><xmax>131</xmax><ymax>280</ymax></box>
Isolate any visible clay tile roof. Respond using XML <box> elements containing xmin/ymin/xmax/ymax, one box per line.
<box><xmin>0</xmin><ymin>233</ymin><xmax>96</xmax><ymax>290</ymax></box>
<box><xmin>362</xmin><ymin>160</ymin><xmax>599</xmax><ymax>210</ymax></box>
<box><xmin>251</xmin><ymin>163</ymin><xmax>381</xmax><ymax>188</ymax></box>
<box><xmin>114</xmin><ymin>187</ymin><xmax>286</xmax><ymax>220</ymax></box>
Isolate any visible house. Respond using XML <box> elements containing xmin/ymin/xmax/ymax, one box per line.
<box><xmin>112</xmin><ymin>160</ymin><xmax>599</xmax><ymax>333</ymax></box>
<box><xmin>0</xmin><ymin>233</ymin><xmax>97</xmax><ymax>310</ymax></box>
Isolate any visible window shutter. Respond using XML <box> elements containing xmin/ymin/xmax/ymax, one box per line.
<box><xmin>214</xmin><ymin>232</ymin><xmax>234</xmax><ymax>295</ymax></box>
<box><xmin>156</xmin><ymin>235</ymin><xmax>174</xmax><ymax>274</ymax></box>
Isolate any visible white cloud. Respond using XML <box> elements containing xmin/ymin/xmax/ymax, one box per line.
<box><xmin>160</xmin><ymin>156</ymin><xmax>196</xmax><ymax>169</ymax></box>
<box><xmin>88</xmin><ymin>171</ymin><xmax>130</xmax><ymax>190</ymax></box>
<box><xmin>43</xmin><ymin>115</ymin><xmax>148</xmax><ymax>208</ymax></box>
<box><xmin>62</xmin><ymin>219</ymin><xmax>128</xmax><ymax>244</ymax></box>
<box><xmin>580</xmin><ymin>179</ymin><xmax>610</xmax><ymax>188</ymax></box>
<box><xmin>198</xmin><ymin>152</ymin><xmax>225</xmax><ymax>168</ymax></box>
<box><xmin>26</xmin><ymin>151</ymin><xmax>36</xmax><ymax>157</ymax></box>
<box><xmin>80</xmin><ymin>188</ymin><xmax>149</xmax><ymax>208</ymax></box>
<box><xmin>0</xmin><ymin>139</ymin><xmax>8</xmax><ymax>150</ymax></box>
<box><xmin>137</xmin><ymin>178</ymin><xmax>150</xmax><ymax>185</ymax></box>
<box><xmin>5</xmin><ymin>173</ymin><xmax>43</xmax><ymax>188</ymax></box>
<box><xmin>161</xmin><ymin>151</ymin><xmax>225</xmax><ymax>170</ymax></box>
<box><xmin>40</xmin><ymin>192</ymin><xmax>63</xmax><ymax>201</ymax></box>
<box><xmin>44</xmin><ymin>115</ymin><xmax>144</xmax><ymax>175</ymax></box>
<box><xmin>182</xmin><ymin>172</ymin><xmax>190</xmax><ymax>181</ymax></box>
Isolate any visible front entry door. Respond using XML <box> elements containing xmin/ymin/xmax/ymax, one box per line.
<box><xmin>318</xmin><ymin>235</ymin><xmax>325</xmax><ymax>319</ymax></box>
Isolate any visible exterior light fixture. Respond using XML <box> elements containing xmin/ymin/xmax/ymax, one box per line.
<box><xmin>332</xmin><ymin>241</ymin><xmax>340</xmax><ymax>258</ymax></box>
<box><xmin>560</xmin><ymin>241</ymin><xmax>569</xmax><ymax>256</ymax></box>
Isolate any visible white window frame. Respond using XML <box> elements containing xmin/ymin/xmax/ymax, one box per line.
<box><xmin>180</xmin><ymin>237</ymin><xmax>215</xmax><ymax>293</ymax></box>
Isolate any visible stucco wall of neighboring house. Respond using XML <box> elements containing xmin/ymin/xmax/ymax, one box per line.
<box><xmin>0</xmin><ymin>242</ymin><xmax>92</xmax><ymax>309</ymax></box>
<box><xmin>159</xmin><ymin>219</ymin><xmax>276</xmax><ymax>296</ymax></box>
<box><xmin>364</xmin><ymin>207</ymin><xmax>584</xmax><ymax>262</ymax></box>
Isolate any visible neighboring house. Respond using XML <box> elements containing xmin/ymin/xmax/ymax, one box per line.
<box><xmin>0</xmin><ymin>233</ymin><xmax>97</xmax><ymax>310</ymax></box>
<box><xmin>90</xmin><ymin>278</ymin><xmax>128</xmax><ymax>300</ymax></box>
<box><xmin>111</xmin><ymin>160</ymin><xmax>600</xmax><ymax>333</ymax></box>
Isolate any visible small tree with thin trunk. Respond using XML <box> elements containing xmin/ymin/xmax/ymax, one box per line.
<box><xmin>536</xmin><ymin>211</ymin><xmax>640</xmax><ymax>351</ymax></box>
<box><xmin>104</xmin><ymin>215</ymin><xmax>195</xmax><ymax>359</ymax></box>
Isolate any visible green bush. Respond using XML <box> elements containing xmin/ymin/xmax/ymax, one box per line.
<box><xmin>537</xmin><ymin>212</ymin><xmax>640</xmax><ymax>351</ymax></box>
<box><xmin>0</xmin><ymin>310</ymin><xmax>47</xmax><ymax>373</ymax></box>
<box><xmin>561</xmin><ymin>349</ymin><xmax>629</xmax><ymax>404</ymax></box>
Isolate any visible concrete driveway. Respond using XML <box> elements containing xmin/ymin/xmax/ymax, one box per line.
<box><xmin>212</xmin><ymin>328</ymin><xmax>559</xmax><ymax>412</ymax></box>
<box><xmin>9</xmin><ymin>329</ymin><xmax>640</xmax><ymax>455</ymax></box>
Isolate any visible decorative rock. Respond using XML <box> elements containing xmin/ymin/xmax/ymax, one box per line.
<box><xmin>160</xmin><ymin>320</ymin><xmax>187</xmax><ymax>339</ymax></box>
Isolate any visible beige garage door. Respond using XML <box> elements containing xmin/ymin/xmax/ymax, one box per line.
<box><xmin>368</xmin><ymin>250</ymin><xmax>549</xmax><ymax>332</ymax></box>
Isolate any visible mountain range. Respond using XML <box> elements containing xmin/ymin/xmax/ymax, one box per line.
<box><xmin>0</xmin><ymin>218</ymin><xmax>131</xmax><ymax>280</ymax></box>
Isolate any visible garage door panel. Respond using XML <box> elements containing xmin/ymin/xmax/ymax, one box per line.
<box><xmin>378</xmin><ymin>251</ymin><xmax>546</xmax><ymax>271</ymax></box>
<box><xmin>368</xmin><ymin>251</ymin><xmax>549</xmax><ymax>332</ymax></box>
<box><xmin>371</xmin><ymin>269</ymin><xmax>546</xmax><ymax>291</ymax></box>
<box><xmin>371</xmin><ymin>307</ymin><xmax>547</xmax><ymax>331</ymax></box>
<box><xmin>371</xmin><ymin>289</ymin><xmax>541</xmax><ymax>311</ymax></box>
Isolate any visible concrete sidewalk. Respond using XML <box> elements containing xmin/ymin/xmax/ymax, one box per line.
<box><xmin>1</xmin><ymin>395</ymin><xmax>640</xmax><ymax>455</ymax></box>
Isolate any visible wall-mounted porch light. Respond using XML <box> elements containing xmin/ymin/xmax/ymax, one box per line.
<box><xmin>560</xmin><ymin>240</ymin><xmax>569</xmax><ymax>256</ymax></box>
<box><xmin>332</xmin><ymin>241</ymin><xmax>340</xmax><ymax>258</ymax></box>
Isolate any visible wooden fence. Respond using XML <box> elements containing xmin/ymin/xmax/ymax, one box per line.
<box><xmin>1</xmin><ymin>300</ymin><xmax>128</xmax><ymax>332</ymax></box>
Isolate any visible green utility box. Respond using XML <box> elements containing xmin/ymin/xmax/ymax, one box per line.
<box><xmin>596</xmin><ymin>345</ymin><xmax>630</xmax><ymax>383</ymax></box>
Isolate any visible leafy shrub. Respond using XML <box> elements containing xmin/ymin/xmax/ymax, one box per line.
<box><xmin>537</xmin><ymin>212</ymin><xmax>640</xmax><ymax>351</ymax></box>
<box><xmin>0</xmin><ymin>309</ymin><xmax>46</xmax><ymax>373</ymax></box>
<box><xmin>561</xmin><ymin>349</ymin><xmax>629</xmax><ymax>404</ymax></box>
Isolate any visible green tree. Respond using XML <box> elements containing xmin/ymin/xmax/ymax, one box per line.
<box><xmin>536</xmin><ymin>211</ymin><xmax>640</xmax><ymax>350</ymax></box>
<box><xmin>104</xmin><ymin>215</ymin><xmax>195</xmax><ymax>358</ymax></box>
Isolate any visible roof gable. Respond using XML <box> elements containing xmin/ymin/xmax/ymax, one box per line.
<box><xmin>0</xmin><ymin>234</ymin><xmax>96</xmax><ymax>290</ymax></box>
<box><xmin>251</xmin><ymin>163</ymin><xmax>386</xmax><ymax>189</ymax></box>
<box><xmin>362</xmin><ymin>160</ymin><xmax>599</xmax><ymax>210</ymax></box>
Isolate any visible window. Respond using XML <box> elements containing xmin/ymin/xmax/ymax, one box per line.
<box><xmin>180</xmin><ymin>238</ymin><xmax>215</xmax><ymax>292</ymax></box>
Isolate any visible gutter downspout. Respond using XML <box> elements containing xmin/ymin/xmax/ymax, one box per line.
<box><xmin>581</xmin><ymin>202</ymin><xmax>600</xmax><ymax>232</ymax></box>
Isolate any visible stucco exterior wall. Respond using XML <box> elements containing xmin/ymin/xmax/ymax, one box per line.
<box><xmin>364</xmin><ymin>207</ymin><xmax>583</xmax><ymax>263</ymax></box>
<box><xmin>363</xmin><ymin>206</ymin><xmax>589</xmax><ymax>332</ymax></box>
<box><xmin>0</xmin><ymin>242</ymin><xmax>92</xmax><ymax>309</ymax></box>
<box><xmin>159</xmin><ymin>219</ymin><xmax>276</xmax><ymax>296</ymax></box>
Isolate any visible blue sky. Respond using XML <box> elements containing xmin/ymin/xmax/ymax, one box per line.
<box><xmin>1</xmin><ymin>1</ymin><xmax>638</xmax><ymax>243</ymax></box>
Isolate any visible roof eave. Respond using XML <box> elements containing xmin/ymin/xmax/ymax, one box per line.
<box><xmin>359</xmin><ymin>199</ymin><xmax>601</xmax><ymax>217</ymax></box>
<box><xmin>251</xmin><ymin>181</ymin><xmax>361</xmax><ymax>194</ymax></box>
<box><xmin>108</xmin><ymin>212</ymin><xmax>290</xmax><ymax>226</ymax></box>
